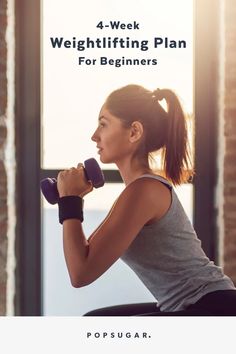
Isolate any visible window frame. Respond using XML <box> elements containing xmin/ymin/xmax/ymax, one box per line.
<box><xmin>193</xmin><ymin>0</ymin><xmax>219</xmax><ymax>262</ymax></box>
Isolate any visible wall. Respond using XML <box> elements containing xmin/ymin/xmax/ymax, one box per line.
<box><xmin>0</xmin><ymin>0</ymin><xmax>15</xmax><ymax>316</ymax></box>
<box><xmin>0</xmin><ymin>0</ymin><xmax>8</xmax><ymax>316</ymax></box>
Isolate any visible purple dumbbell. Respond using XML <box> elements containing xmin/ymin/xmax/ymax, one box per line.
<box><xmin>40</xmin><ymin>158</ymin><xmax>105</xmax><ymax>204</ymax></box>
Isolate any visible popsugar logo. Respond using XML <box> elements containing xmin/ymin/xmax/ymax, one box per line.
<box><xmin>86</xmin><ymin>331</ymin><xmax>151</xmax><ymax>339</ymax></box>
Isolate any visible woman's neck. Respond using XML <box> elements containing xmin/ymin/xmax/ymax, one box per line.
<box><xmin>116</xmin><ymin>157</ymin><xmax>152</xmax><ymax>186</ymax></box>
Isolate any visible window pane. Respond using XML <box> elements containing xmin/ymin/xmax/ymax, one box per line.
<box><xmin>41</xmin><ymin>0</ymin><xmax>193</xmax><ymax>169</ymax></box>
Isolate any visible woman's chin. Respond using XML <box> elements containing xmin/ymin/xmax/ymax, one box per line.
<box><xmin>100</xmin><ymin>157</ymin><xmax>110</xmax><ymax>164</ymax></box>
<box><xmin>98</xmin><ymin>153</ymin><xmax>113</xmax><ymax>164</ymax></box>
<box><xmin>98</xmin><ymin>153</ymin><xmax>106</xmax><ymax>163</ymax></box>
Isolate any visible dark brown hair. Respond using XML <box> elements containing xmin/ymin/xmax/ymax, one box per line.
<box><xmin>105</xmin><ymin>84</ymin><xmax>194</xmax><ymax>186</ymax></box>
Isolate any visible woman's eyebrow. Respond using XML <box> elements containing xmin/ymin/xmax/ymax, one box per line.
<box><xmin>98</xmin><ymin>115</ymin><xmax>110</xmax><ymax>121</ymax></box>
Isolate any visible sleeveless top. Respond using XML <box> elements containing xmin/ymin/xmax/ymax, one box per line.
<box><xmin>120</xmin><ymin>174</ymin><xmax>236</xmax><ymax>312</ymax></box>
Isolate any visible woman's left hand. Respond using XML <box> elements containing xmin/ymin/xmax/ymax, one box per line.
<box><xmin>57</xmin><ymin>163</ymin><xmax>93</xmax><ymax>198</ymax></box>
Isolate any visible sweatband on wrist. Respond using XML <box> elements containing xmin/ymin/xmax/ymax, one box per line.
<box><xmin>58</xmin><ymin>196</ymin><xmax>84</xmax><ymax>224</ymax></box>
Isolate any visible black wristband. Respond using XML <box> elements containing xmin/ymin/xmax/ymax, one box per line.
<box><xmin>58</xmin><ymin>196</ymin><xmax>84</xmax><ymax>224</ymax></box>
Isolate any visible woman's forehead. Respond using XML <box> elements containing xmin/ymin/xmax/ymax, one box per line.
<box><xmin>98</xmin><ymin>106</ymin><xmax>113</xmax><ymax>120</ymax></box>
<box><xmin>98</xmin><ymin>105</ymin><xmax>123</xmax><ymax>124</ymax></box>
<box><xmin>99</xmin><ymin>105</ymin><xmax>108</xmax><ymax>115</ymax></box>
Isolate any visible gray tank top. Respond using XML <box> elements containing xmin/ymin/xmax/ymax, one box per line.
<box><xmin>120</xmin><ymin>174</ymin><xmax>236</xmax><ymax>312</ymax></box>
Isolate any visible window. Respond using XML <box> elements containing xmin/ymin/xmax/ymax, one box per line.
<box><xmin>15</xmin><ymin>0</ymin><xmax>218</xmax><ymax>315</ymax></box>
<box><xmin>41</xmin><ymin>0</ymin><xmax>193</xmax><ymax>315</ymax></box>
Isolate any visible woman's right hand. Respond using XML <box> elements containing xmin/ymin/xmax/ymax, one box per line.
<box><xmin>57</xmin><ymin>164</ymin><xmax>93</xmax><ymax>198</ymax></box>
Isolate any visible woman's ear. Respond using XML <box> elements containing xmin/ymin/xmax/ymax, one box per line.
<box><xmin>129</xmin><ymin>121</ymin><xmax>144</xmax><ymax>143</ymax></box>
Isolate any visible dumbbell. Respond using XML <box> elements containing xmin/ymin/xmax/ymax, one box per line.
<box><xmin>40</xmin><ymin>158</ymin><xmax>105</xmax><ymax>204</ymax></box>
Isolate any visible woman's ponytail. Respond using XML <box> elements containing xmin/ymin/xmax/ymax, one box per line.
<box><xmin>154</xmin><ymin>89</ymin><xmax>194</xmax><ymax>186</ymax></box>
<box><xmin>105</xmin><ymin>84</ymin><xmax>194</xmax><ymax>186</ymax></box>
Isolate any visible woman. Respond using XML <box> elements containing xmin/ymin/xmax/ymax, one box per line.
<box><xmin>57</xmin><ymin>84</ymin><xmax>236</xmax><ymax>316</ymax></box>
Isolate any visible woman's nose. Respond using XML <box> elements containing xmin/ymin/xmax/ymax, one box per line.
<box><xmin>91</xmin><ymin>129</ymin><xmax>98</xmax><ymax>142</ymax></box>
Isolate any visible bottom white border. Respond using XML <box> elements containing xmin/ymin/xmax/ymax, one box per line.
<box><xmin>0</xmin><ymin>316</ymin><xmax>235</xmax><ymax>353</ymax></box>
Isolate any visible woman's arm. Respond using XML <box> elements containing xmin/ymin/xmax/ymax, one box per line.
<box><xmin>62</xmin><ymin>220</ymin><xmax>89</xmax><ymax>287</ymax></box>
<box><xmin>61</xmin><ymin>177</ymin><xmax>168</xmax><ymax>288</ymax></box>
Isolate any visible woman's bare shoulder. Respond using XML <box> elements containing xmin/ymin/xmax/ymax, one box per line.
<box><xmin>122</xmin><ymin>176</ymin><xmax>172</xmax><ymax>223</ymax></box>
<box><xmin>124</xmin><ymin>175</ymin><xmax>171</xmax><ymax>197</ymax></box>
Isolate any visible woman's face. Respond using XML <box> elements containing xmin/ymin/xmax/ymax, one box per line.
<box><xmin>91</xmin><ymin>106</ymin><xmax>134</xmax><ymax>164</ymax></box>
